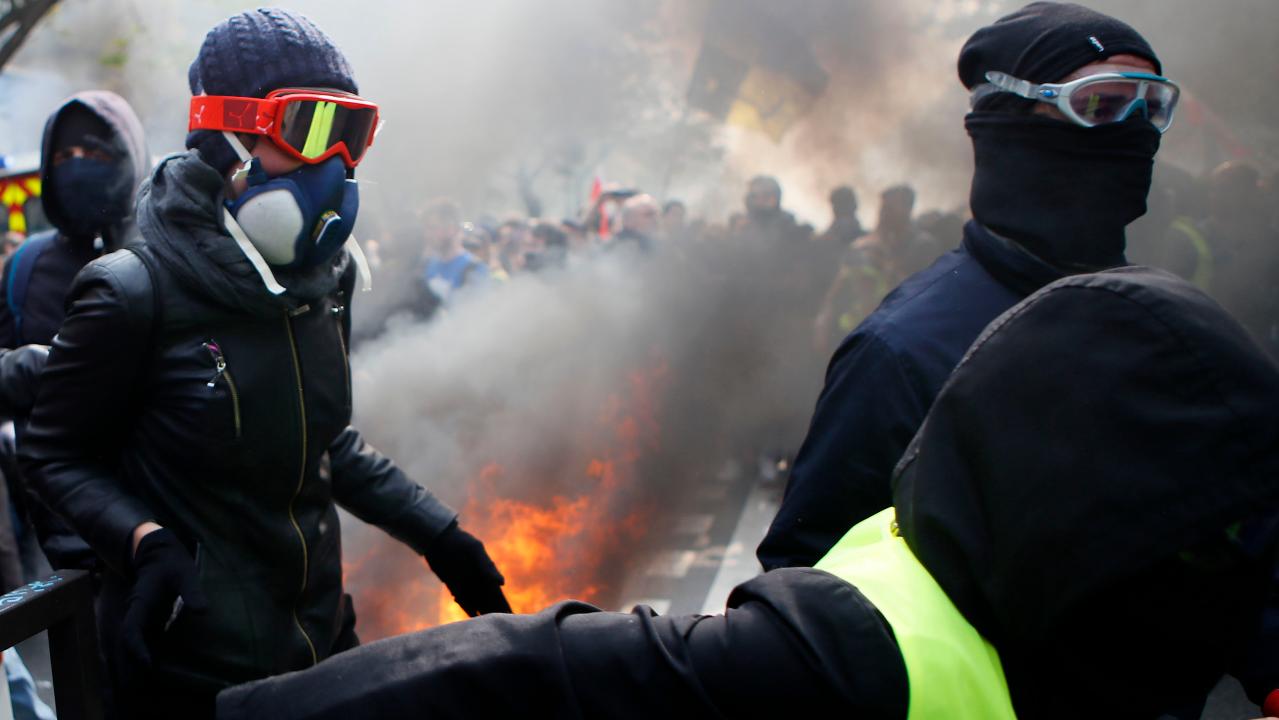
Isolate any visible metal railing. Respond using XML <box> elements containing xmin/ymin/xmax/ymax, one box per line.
<box><xmin>0</xmin><ymin>570</ymin><xmax>101</xmax><ymax>720</ymax></box>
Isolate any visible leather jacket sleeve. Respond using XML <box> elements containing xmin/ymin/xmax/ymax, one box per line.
<box><xmin>0</xmin><ymin>344</ymin><xmax>49</xmax><ymax>417</ymax></box>
<box><xmin>18</xmin><ymin>253</ymin><xmax>156</xmax><ymax>575</ymax></box>
<box><xmin>327</xmin><ymin>425</ymin><xmax>458</xmax><ymax>555</ymax></box>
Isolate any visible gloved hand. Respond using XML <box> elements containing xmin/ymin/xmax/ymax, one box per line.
<box><xmin>0</xmin><ymin>344</ymin><xmax>49</xmax><ymax>416</ymax></box>
<box><xmin>121</xmin><ymin>528</ymin><xmax>208</xmax><ymax>684</ymax></box>
<box><xmin>425</xmin><ymin>522</ymin><xmax>512</xmax><ymax>616</ymax></box>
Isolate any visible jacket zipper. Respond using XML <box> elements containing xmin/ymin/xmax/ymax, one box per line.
<box><xmin>331</xmin><ymin>301</ymin><xmax>351</xmax><ymax>407</ymax></box>
<box><xmin>283</xmin><ymin>312</ymin><xmax>319</xmax><ymax>665</ymax></box>
<box><xmin>203</xmin><ymin>341</ymin><xmax>242</xmax><ymax>439</ymax></box>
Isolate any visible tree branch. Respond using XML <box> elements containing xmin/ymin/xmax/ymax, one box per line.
<box><xmin>0</xmin><ymin>0</ymin><xmax>60</xmax><ymax>74</ymax></box>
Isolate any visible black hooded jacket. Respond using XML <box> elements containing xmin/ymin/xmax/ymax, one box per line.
<box><xmin>20</xmin><ymin>151</ymin><xmax>459</xmax><ymax>702</ymax></box>
<box><xmin>897</xmin><ymin>266</ymin><xmax>1279</xmax><ymax>717</ymax></box>
<box><xmin>218</xmin><ymin>267</ymin><xmax>1279</xmax><ymax>720</ymax></box>
<box><xmin>0</xmin><ymin>90</ymin><xmax>148</xmax><ymax>347</ymax></box>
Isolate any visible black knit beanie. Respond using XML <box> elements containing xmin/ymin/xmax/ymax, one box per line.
<box><xmin>186</xmin><ymin>7</ymin><xmax>358</xmax><ymax>174</ymax></box>
<box><xmin>959</xmin><ymin>2</ymin><xmax>1160</xmax><ymax>111</ymax></box>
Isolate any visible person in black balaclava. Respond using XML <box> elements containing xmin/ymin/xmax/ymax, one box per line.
<box><xmin>0</xmin><ymin>92</ymin><xmax>150</xmax><ymax>579</ymax></box>
<box><xmin>0</xmin><ymin>91</ymin><xmax>147</xmax><ymax>349</ymax></box>
<box><xmin>19</xmin><ymin>9</ymin><xmax>510</xmax><ymax>719</ymax></box>
<box><xmin>215</xmin><ymin>265</ymin><xmax>1279</xmax><ymax>720</ymax></box>
<box><xmin>760</xmin><ymin>5</ymin><xmax>1279</xmax><ymax>711</ymax></box>
<box><xmin>760</xmin><ymin>1</ymin><xmax>1166</xmax><ymax>568</ymax></box>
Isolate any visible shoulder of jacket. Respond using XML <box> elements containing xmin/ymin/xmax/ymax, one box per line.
<box><xmin>77</xmin><ymin>248</ymin><xmax>157</xmax><ymax>323</ymax></box>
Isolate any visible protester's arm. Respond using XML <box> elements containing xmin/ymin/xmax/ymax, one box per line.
<box><xmin>0</xmin><ymin>344</ymin><xmax>48</xmax><ymax>418</ymax></box>
<box><xmin>216</xmin><ymin>568</ymin><xmax>907</xmax><ymax>720</ymax></box>
<box><xmin>18</xmin><ymin>255</ymin><xmax>155</xmax><ymax>575</ymax></box>
<box><xmin>327</xmin><ymin>427</ymin><xmax>509</xmax><ymax>615</ymax></box>
<box><xmin>757</xmin><ymin>330</ymin><xmax>930</xmax><ymax>570</ymax></box>
<box><xmin>326</xmin><ymin>426</ymin><xmax>457</xmax><ymax>553</ymax></box>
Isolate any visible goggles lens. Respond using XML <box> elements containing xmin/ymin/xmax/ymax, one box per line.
<box><xmin>1067</xmin><ymin>76</ymin><xmax>1179</xmax><ymax>130</ymax></box>
<box><xmin>277</xmin><ymin>98</ymin><xmax>377</xmax><ymax>165</ymax></box>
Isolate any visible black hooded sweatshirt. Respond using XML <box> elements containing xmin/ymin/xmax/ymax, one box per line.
<box><xmin>217</xmin><ymin>266</ymin><xmax>1279</xmax><ymax>720</ymax></box>
<box><xmin>0</xmin><ymin>91</ymin><xmax>148</xmax><ymax>571</ymax></box>
<box><xmin>0</xmin><ymin>91</ymin><xmax>148</xmax><ymax>347</ymax></box>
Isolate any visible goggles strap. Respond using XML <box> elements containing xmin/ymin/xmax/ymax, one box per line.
<box><xmin>223</xmin><ymin>131</ymin><xmax>256</xmax><ymax>183</ymax></box>
<box><xmin>343</xmin><ymin>234</ymin><xmax>374</xmax><ymax>293</ymax></box>
<box><xmin>985</xmin><ymin>72</ymin><xmax>1039</xmax><ymax>100</ymax></box>
<box><xmin>223</xmin><ymin>207</ymin><xmax>287</xmax><ymax>296</ymax></box>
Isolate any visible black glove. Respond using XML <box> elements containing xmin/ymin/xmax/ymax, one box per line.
<box><xmin>425</xmin><ymin>522</ymin><xmax>512</xmax><ymax>616</ymax></box>
<box><xmin>121</xmin><ymin>528</ymin><xmax>208</xmax><ymax>684</ymax></box>
<box><xmin>0</xmin><ymin>344</ymin><xmax>49</xmax><ymax>416</ymax></box>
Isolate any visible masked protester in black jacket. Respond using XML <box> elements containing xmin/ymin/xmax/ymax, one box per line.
<box><xmin>0</xmin><ymin>90</ymin><xmax>148</xmax><ymax>349</ymax></box>
<box><xmin>20</xmin><ymin>9</ymin><xmax>509</xmax><ymax>718</ymax></box>
<box><xmin>759</xmin><ymin>1</ymin><xmax>1169</xmax><ymax>571</ymax></box>
<box><xmin>0</xmin><ymin>91</ymin><xmax>149</xmax><ymax>573</ymax></box>
<box><xmin>217</xmin><ymin>266</ymin><xmax>1279</xmax><ymax>720</ymax></box>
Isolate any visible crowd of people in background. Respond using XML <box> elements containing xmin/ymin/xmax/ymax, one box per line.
<box><xmin>337</xmin><ymin>157</ymin><xmax>1279</xmax><ymax>366</ymax></box>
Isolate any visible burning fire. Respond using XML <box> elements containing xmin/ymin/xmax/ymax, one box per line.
<box><xmin>438</xmin><ymin>360</ymin><xmax>668</xmax><ymax>623</ymax></box>
<box><xmin>347</xmin><ymin>358</ymin><xmax>669</xmax><ymax>637</ymax></box>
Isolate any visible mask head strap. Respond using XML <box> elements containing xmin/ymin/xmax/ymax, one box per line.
<box><xmin>222</xmin><ymin>207</ymin><xmax>287</xmax><ymax>295</ymax></box>
<box><xmin>344</xmin><ymin>235</ymin><xmax>374</xmax><ymax>293</ymax></box>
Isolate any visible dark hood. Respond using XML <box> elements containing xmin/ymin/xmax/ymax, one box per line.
<box><xmin>894</xmin><ymin>266</ymin><xmax>1279</xmax><ymax>718</ymax></box>
<box><xmin>39</xmin><ymin>90</ymin><xmax>149</xmax><ymax>245</ymax></box>
<box><xmin>134</xmin><ymin>150</ymin><xmax>345</xmax><ymax>318</ymax></box>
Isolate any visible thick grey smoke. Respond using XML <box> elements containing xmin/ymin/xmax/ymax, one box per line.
<box><xmin>5</xmin><ymin>0</ymin><xmax>1278</xmax><ymax>637</ymax></box>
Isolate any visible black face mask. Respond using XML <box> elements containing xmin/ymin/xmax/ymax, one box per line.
<box><xmin>50</xmin><ymin>156</ymin><xmax>131</xmax><ymax>238</ymax></box>
<box><xmin>966</xmin><ymin>112</ymin><xmax>1160</xmax><ymax>272</ymax></box>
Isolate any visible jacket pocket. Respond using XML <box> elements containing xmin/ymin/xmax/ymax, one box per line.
<box><xmin>202</xmin><ymin>340</ymin><xmax>242</xmax><ymax>440</ymax></box>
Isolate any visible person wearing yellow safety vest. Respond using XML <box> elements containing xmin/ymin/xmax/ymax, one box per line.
<box><xmin>218</xmin><ymin>266</ymin><xmax>1279</xmax><ymax>720</ymax></box>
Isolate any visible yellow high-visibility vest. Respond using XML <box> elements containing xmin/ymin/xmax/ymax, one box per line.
<box><xmin>814</xmin><ymin>508</ymin><xmax>1018</xmax><ymax>720</ymax></box>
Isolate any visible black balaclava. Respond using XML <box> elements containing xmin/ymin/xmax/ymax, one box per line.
<box><xmin>47</xmin><ymin>104</ymin><xmax>130</xmax><ymax>239</ymax></box>
<box><xmin>958</xmin><ymin>2</ymin><xmax>1163</xmax><ymax>271</ymax></box>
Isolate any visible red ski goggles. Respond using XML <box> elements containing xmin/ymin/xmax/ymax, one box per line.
<box><xmin>189</xmin><ymin>88</ymin><xmax>380</xmax><ymax>168</ymax></box>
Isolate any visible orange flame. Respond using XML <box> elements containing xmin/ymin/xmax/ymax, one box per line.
<box><xmin>437</xmin><ymin>358</ymin><xmax>668</xmax><ymax>624</ymax></box>
<box><xmin>348</xmin><ymin>357</ymin><xmax>670</xmax><ymax>637</ymax></box>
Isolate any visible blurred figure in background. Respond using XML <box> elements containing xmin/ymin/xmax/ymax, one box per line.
<box><xmin>812</xmin><ymin>185</ymin><xmax>936</xmax><ymax>354</ymax></box>
<box><xmin>734</xmin><ymin>175</ymin><xmax>811</xmax><ymax>246</ymax></box>
<box><xmin>611</xmin><ymin>193</ymin><xmax>659</xmax><ymax>254</ymax></box>
<box><xmin>818</xmin><ymin>185</ymin><xmax>864</xmax><ymax>247</ymax></box>
<box><xmin>526</xmin><ymin>220</ymin><xmax>569</xmax><ymax>271</ymax></box>
<box><xmin>419</xmin><ymin>198</ymin><xmax>491</xmax><ymax>318</ymax></box>
<box><xmin>660</xmin><ymin>199</ymin><xmax>692</xmax><ymax>245</ymax></box>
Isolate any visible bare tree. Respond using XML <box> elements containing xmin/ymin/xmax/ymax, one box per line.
<box><xmin>0</xmin><ymin>0</ymin><xmax>59</xmax><ymax>73</ymax></box>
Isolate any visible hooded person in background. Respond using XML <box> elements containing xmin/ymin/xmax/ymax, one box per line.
<box><xmin>0</xmin><ymin>92</ymin><xmax>148</xmax><ymax>582</ymax></box>
<box><xmin>19</xmin><ymin>9</ymin><xmax>509</xmax><ymax>718</ymax></box>
<box><xmin>0</xmin><ymin>91</ymin><xmax>148</xmax><ymax>349</ymax></box>
<box><xmin>218</xmin><ymin>266</ymin><xmax>1279</xmax><ymax>720</ymax></box>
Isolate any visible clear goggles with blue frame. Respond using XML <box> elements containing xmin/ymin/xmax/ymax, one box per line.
<box><xmin>971</xmin><ymin>70</ymin><xmax>1181</xmax><ymax>133</ymax></box>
